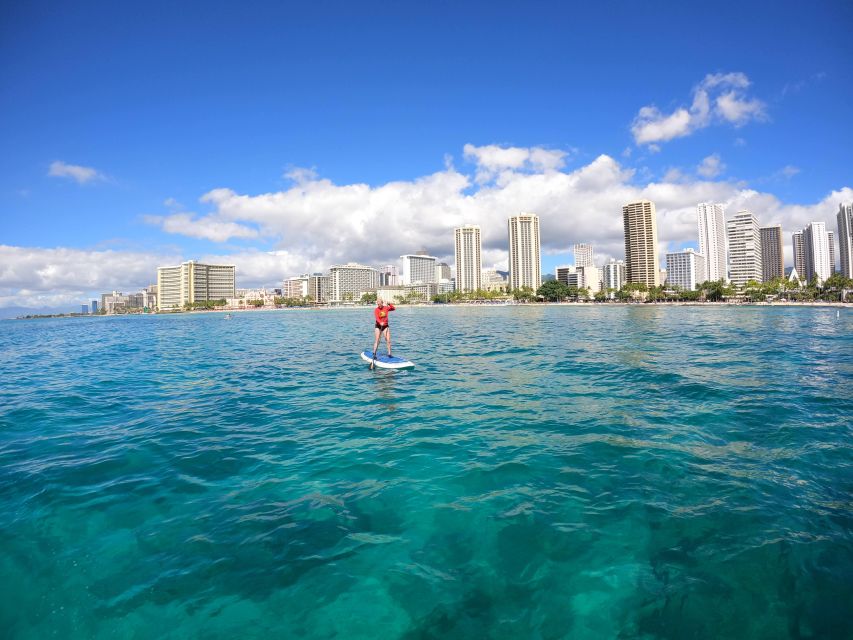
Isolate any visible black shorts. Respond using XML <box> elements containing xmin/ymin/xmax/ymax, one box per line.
<box><xmin>375</xmin><ymin>322</ymin><xmax>389</xmax><ymax>332</ymax></box>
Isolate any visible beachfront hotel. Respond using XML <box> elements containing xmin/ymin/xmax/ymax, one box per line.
<box><xmin>801</xmin><ymin>221</ymin><xmax>833</xmax><ymax>284</ymax></box>
<box><xmin>623</xmin><ymin>200</ymin><xmax>660</xmax><ymax>287</ymax></box>
<box><xmin>697</xmin><ymin>203</ymin><xmax>728</xmax><ymax>283</ymax></box>
<box><xmin>508</xmin><ymin>213</ymin><xmax>541</xmax><ymax>290</ymax></box>
<box><xmin>156</xmin><ymin>261</ymin><xmax>236</xmax><ymax>310</ymax></box>
<box><xmin>760</xmin><ymin>224</ymin><xmax>785</xmax><ymax>282</ymax></box>
<box><xmin>792</xmin><ymin>231</ymin><xmax>806</xmax><ymax>280</ymax></box>
<box><xmin>838</xmin><ymin>203</ymin><xmax>853</xmax><ymax>278</ymax></box>
<box><xmin>726</xmin><ymin>211</ymin><xmax>762</xmax><ymax>287</ymax></box>
<box><xmin>666</xmin><ymin>248</ymin><xmax>706</xmax><ymax>291</ymax></box>
<box><xmin>454</xmin><ymin>225</ymin><xmax>482</xmax><ymax>292</ymax></box>
<box><xmin>400</xmin><ymin>252</ymin><xmax>437</xmax><ymax>285</ymax></box>
<box><xmin>602</xmin><ymin>259</ymin><xmax>626</xmax><ymax>292</ymax></box>
<box><xmin>329</xmin><ymin>263</ymin><xmax>377</xmax><ymax>303</ymax></box>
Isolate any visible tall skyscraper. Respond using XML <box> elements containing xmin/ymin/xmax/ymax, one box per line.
<box><xmin>801</xmin><ymin>222</ymin><xmax>832</xmax><ymax>284</ymax></box>
<box><xmin>157</xmin><ymin>261</ymin><xmax>236</xmax><ymax>310</ymax></box>
<box><xmin>454</xmin><ymin>225</ymin><xmax>482</xmax><ymax>292</ymax></box>
<box><xmin>666</xmin><ymin>249</ymin><xmax>706</xmax><ymax>291</ymax></box>
<box><xmin>602</xmin><ymin>259</ymin><xmax>626</xmax><ymax>292</ymax></box>
<box><xmin>697</xmin><ymin>203</ymin><xmax>727</xmax><ymax>282</ymax></box>
<box><xmin>91</xmin><ymin>300</ymin><xmax>98</xmax><ymax>314</ymax></box>
<box><xmin>838</xmin><ymin>203</ymin><xmax>853</xmax><ymax>278</ymax></box>
<box><xmin>573</xmin><ymin>243</ymin><xmax>594</xmax><ymax>268</ymax></box>
<box><xmin>792</xmin><ymin>231</ymin><xmax>806</xmax><ymax>280</ymax></box>
<box><xmin>726</xmin><ymin>211</ymin><xmax>762</xmax><ymax>286</ymax></box>
<box><xmin>508</xmin><ymin>213</ymin><xmax>541</xmax><ymax>290</ymax></box>
<box><xmin>760</xmin><ymin>224</ymin><xmax>784</xmax><ymax>282</ymax></box>
<box><xmin>623</xmin><ymin>200</ymin><xmax>660</xmax><ymax>287</ymax></box>
<box><xmin>400</xmin><ymin>253</ymin><xmax>437</xmax><ymax>285</ymax></box>
<box><xmin>828</xmin><ymin>231</ymin><xmax>836</xmax><ymax>274</ymax></box>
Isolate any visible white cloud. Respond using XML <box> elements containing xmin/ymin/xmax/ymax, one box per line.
<box><xmin>463</xmin><ymin>143</ymin><xmax>567</xmax><ymax>183</ymax></box>
<box><xmin>697</xmin><ymin>154</ymin><xmax>726</xmax><ymax>178</ymax></box>
<box><xmin>144</xmin><ymin>213</ymin><xmax>259</xmax><ymax>242</ymax></box>
<box><xmin>780</xmin><ymin>165</ymin><xmax>800</xmax><ymax>179</ymax></box>
<box><xmin>631</xmin><ymin>72</ymin><xmax>767</xmax><ymax>146</ymax></box>
<box><xmin>48</xmin><ymin>161</ymin><xmax>106</xmax><ymax>184</ymax></box>
<box><xmin>4</xmin><ymin>144</ymin><xmax>851</xmax><ymax>309</ymax></box>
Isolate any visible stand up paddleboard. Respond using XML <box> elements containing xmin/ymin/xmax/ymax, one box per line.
<box><xmin>360</xmin><ymin>351</ymin><xmax>415</xmax><ymax>370</ymax></box>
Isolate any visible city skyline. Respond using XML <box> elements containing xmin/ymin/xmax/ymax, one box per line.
<box><xmin>1</xmin><ymin>2</ymin><xmax>852</xmax><ymax>315</ymax></box>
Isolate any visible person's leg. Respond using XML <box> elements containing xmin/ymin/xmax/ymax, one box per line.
<box><xmin>384</xmin><ymin>327</ymin><xmax>392</xmax><ymax>356</ymax></box>
<box><xmin>372</xmin><ymin>327</ymin><xmax>380</xmax><ymax>356</ymax></box>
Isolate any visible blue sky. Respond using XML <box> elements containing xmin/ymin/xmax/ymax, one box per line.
<box><xmin>1</xmin><ymin>0</ymin><xmax>852</xmax><ymax>312</ymax></box>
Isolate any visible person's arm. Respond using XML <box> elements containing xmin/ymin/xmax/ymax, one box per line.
<box><xmin>387</xmin><ymin>303</ymin><xmax>396</xmax><ymax>311</ymax></box>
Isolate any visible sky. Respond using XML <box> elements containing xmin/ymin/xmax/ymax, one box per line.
<box><xmin>1</xmin><ymin>0</ymin><xmax>852</xmax><ymax>314</ymax></box>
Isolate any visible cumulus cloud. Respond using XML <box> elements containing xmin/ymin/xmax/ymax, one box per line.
<box><xmin>631</xmin><ymin>72</ymin><xmax>767</xmax><ymax>146</ymax></box>
<box><xmin>4</xmin><ymin>143</ymin><xmax>851</xmax><ymax>309</ymax></box>
<box><xmin>144</xmin><ymin>213</ymin><xmax>259</xmax><ymax>242</ymax></box>
<box><xmin>697</xmin><ymin>154</ymin><xmax>726</xmax><ymax>178</ymax></box>
<box><xmin>463</xmin><ymin>143</ymin><xmax>567</xmax><ymax>183</ymax></box>
<box><xmin>48</xmin><ymin>161</ymin><xmax>106</xmax><ymax>184</ymax></box>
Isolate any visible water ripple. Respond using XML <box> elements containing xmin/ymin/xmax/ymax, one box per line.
<box><xmin>0</xmin><ymin>306</ymin><xmax>851</xmax><ymax>638</ymax></box>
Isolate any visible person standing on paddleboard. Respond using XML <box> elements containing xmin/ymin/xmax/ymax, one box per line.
<box><xmin>372</xmin><ymin>298</ymin><xmax>395</xmax><ymax>358</ymax></box>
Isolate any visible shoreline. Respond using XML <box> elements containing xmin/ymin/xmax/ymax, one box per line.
<box><xmin>10</xmin><ymin>299</ymin><xmax>851</xmax><ymax>320</ymax></box>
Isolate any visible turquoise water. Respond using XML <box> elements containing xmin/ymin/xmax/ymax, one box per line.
<box><xmin>1</xmin><ymin>306</ymin><xmax>851</xmax><ymax>639</ymax></box>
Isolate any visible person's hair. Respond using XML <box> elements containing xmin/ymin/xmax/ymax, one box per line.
<box><xmin>377</xmin><ymin>298</ymin><xmax>384</xmax><ymax>306</ymax></box>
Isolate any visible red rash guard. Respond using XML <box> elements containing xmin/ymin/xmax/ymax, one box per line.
<box><xmin>374</xmin><ymin>304</ymin><xmax>395</xmax><ymax>327</ymax></box>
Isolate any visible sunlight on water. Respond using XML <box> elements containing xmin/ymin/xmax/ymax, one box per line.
<box><xmin>1</xmin><ymin>306</ymin><xmax>851</xmax><ymax>638</ymax></box>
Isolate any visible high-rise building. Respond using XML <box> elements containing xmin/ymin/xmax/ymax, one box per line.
<box><xmin>157</xmin><ymin>261</ymin><xmax>236</xmax><ymax>310</ymax></box>
<box><xmin>697</xmin><ymin>203</ymin><xmax>727</xmax><ymax>282</ymax></box>
<box><xmin>378</xmin><ymin>265</ymin><xmax>399</xmax><ymax>287</ymax></box>
<box><xmin>91</xmin><ymin>300</ymin><xmax>98</xmax><ymax>314</ymax></box>
<box><xmin>828</xmin><ymin>231</ymin><xmax>836</xmax><ymax>274</ymax></box>
<box><xmin>400</xmin><ymin>253</ymin><xmax>437</xmax><ymax>285</ymax></box>
<box><xmin>666</xmin><ymin>249</ymin><xmax>706</xmax><ymax>291</ymax></box>
<box><xmin>801</xmin><ymin>222</ymin><xmax>832</xmax><ymax>284</ymax></box>
<box><xmin>792</xmin><ymin>231</ymin><xmax>806</xmax><ymax>280</ymax></box>
<box><xmin>602</xmin><ymin>259</ymin><xmax>626</xmax><ymax>292</ymax></box>
<box><xmin>81</xmin><ymin>304</ymin><xmax>89</xmax><ymax>314</ymax></box>
<box><xmin>623</xmin><ymin>200</ymin><xmax>660</xmax><ymax>287</ymax></box>
<box><xmin>726</xmin><ymin>211</ymin><xmax>762</xmax><ymax>286</ymax></box>
<box><xmin>573</xmin><ymin>243</ymin><xmax>594</xmax><ymax>268</ymax></box>
<box><xmin>838</xmin><ymin>203</ymin><xmax>853</xmax><ymax>278</ymax></box>
<box><xmin>329</xmin><ymin>263</ymin><xmax>377</xmax><ymax>303</ymax></box>
<box><xmin>454</xmin><ymin>225</ymin><xmax>482</xmax><ymax>292</ymax></box>
<box><xmin>508</xmin><ymin>213</ymin><xmax>542</xmax><ymax>290</ymax></box>
<box><xmin>435</xmin><ymin>262</ymin><xmax>451</xmax><ymax>282</ymax></box>
<box><xmin>308</xmin><ymin>273</ymin><xmax>330</xmax><ymax>303</ymax></box>
<box><xmin>760</xmin><ymin>224</ymin><xmax>784</xmax><ymax>282</ymax></box>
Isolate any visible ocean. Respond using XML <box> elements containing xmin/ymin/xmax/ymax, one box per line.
<box><xmin>1</xmin><ymin>305</ymin><xmax>851</xmax><ymax>639</ymax></box>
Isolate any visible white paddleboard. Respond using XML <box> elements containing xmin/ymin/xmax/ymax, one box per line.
<box><xmin>360</xmin><ymin>351</ymin><xmax>415</xmax><ymax>369</ymax></box>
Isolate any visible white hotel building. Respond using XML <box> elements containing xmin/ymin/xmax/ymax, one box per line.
<box><xmin>508</xmin><ymin>213</ymin><xmax>541</xmax><ymax>290</ymax></box>
<box><xmin>157</xmin><ymin>260</ymin><xmax>236</xmax><ymax>310</ymax></box>
<box><xmin>329</xmin><ymin>263</ymin><xmax>377</xmax><ymax>303</ymax></box>
<box><xmin>726</xmin><ymin>211</ymin><xmax>762</xmax><ymax>287</ymax></box>
<box><xmin>400</xmin><ymin>253</ymin><xmax>437</xmax><ymax>285</ymax></box>
<box><xmin>602</xmin><ymin>259</ymin><xmax>626</xmax><ymax>292</ymax></box>
<box><xmin>697</xmin><ymin>202</ymin><xmax>728</xmax><ymax>282</ymax></box>
<box><xmin>801</xmin><ymin>221</ymin><xmax>833</xmax><ymax>284</ymax></box>
<box><xmin>666</xmin><ymin>249</ymin><xmax>706</xmax><ymax>291</ymax></box>
<box><xmin>454</xmin><ymin>225</ymin><xmax>482</xmax><ymax>292</ymax></box>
